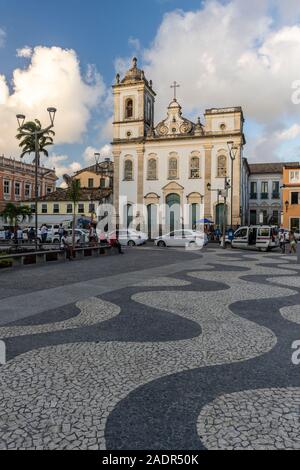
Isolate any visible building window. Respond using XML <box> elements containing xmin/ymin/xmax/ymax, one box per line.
<box><xmin>250</xmin><ymin>210</ymin><xmax>257</xmax><ymax>225</ymax></box>
<box><xmin>147</xmin><ymin>158</ymin><xmax>157</xmax><ymax>180</ymax></box>
<box><xmin>47</xmin><ymin>187</ymin><xmax>53</xmax><ymax>194</ymax></box>
<box><xmin>53</xmin><ymin>204</ymin><xmax>60</xmax><ymax>214</ymax></box>
<box><xmin>4</xmin><ymin>180</ymin><xmax>10</xmax><ymax>195</ymax></box>
<box><xmin>100</xmin><ymin>178</ymin><xmax>106</xmax><ymax>189</ymax></box>
<box><xmin>291</xmin><ymin>218</ymin><xmax>300</xmax><ymax>232</ymax></box>
<box><xmin>190</xmin><ymin>157</ymin><xmax>200</xmax><ymax>179</ymax></box>
<box><xmin>89</xmin><ymin>203</ymin><xmax>95</xmax><ymax>213</ymax></box>
<box><xmin>15</xmin><ymin>182</ymin><xmax>21</xmax><ymax>196</ymax></box>
<box><xmin>125</xmin><ymin>98</ymin><xmax>133</xmax><ymax>119</ymax></box>
<box><xmin>250</xmin><ymin>182</ymin><xmax>257</xmax><ymax>199</ymax></box>
<box><xmin>217</xmin><ymin>155</ymin><xmax>227</xmax><ymax>177</ymax></box>
<box><xmin>67</xmin><ymin>204</ymin><xmax>73</xmax><ymax>214</ymax></box>
<box><xmin>88</xmin><ymin>178</ymin><xmax>94</xmax><ymax>189</ymax></box>
<box><xmin>291</xmin><ymin>192</ymin><xmax>299</xmax><ymax>205</ymax></box>
<box><xmin>168</xmin><ymin>156</ymin><xmax>178</xmax><ymax>179</ymax></box>
<box><xmin>272</xmin><ymin>210</ymin><xmax>279</xmax><ymax>226</ymax></box>
<box><xmin>124</xmin><ymin>159</ymin><xmax>133</xmax><ymax>181</ymax></box>
<box><xmin>290</xmin><ymin>170</ymin><xmax>300</xmax><ymax>183</ymax></box>
<box><xmin>261</xmin><ymin>182</ymin><xmax>269</xmax><ymax>199</ymax></box>
<box><xmin>25</xmin><ymin>184</ymin><xmax>31</xmax><ymax>198</ymax></box>
<box><xmin>42</xmin><ymin>204</ymin><xmax>48</xmax><ymax>214</ymax></box>
<box><xmin>272</xmin><ymin>181</ymin><xmax>280</xmax><ymax>199</ymax></box>
<box><xmin>78</xmin><ymin>203</ymin><xmax>85</xmax><ymax>214</ymax></box>
<box><xmin>31</xmin><ymin>204</ymin><xmax>36</xmax><ymax>213</ymax></box>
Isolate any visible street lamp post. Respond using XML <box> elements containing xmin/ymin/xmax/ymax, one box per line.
<box><xmin>208</xmin><ymin>178</ymin><xmax>231</xmax><ymax>249</ymax></box>
<box><xmin>16</xmin><ymin>108</ymin><xmax>57</xmax><ymax>252</ymax></box>
<box><xmin>227</xmin><ymin>141</ymin><xmax>239</xmax><ymax>229</ymax></box>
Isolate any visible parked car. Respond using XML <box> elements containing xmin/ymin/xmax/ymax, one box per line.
<box><xmin>109</xmin><ymin>229</ymin><xmax>148</xmax><ymax>247</ymax></box>
<box><xmin>155</xmin><ymin>230</ymin><xmax>208</xmax><ymax>248</ymax></box>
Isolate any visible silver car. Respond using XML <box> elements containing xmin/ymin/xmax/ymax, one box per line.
<box><xmin>155</xmin><ymin>230</ymin><xmax>208</xmax><ymax>248</ymax></box>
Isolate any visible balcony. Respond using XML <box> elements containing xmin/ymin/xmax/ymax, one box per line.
<box><xmin>261</xmin><ymin>193</ymin><xmax>269</xmax><ymax>200</ymax></box>
<box><xmin>250</xmin><ymin>193</ymin><xmax>257</xmax><ymax>200</ymax></box>
<box><xmin>272</xmin><ymin>192</ymin><xmax>280</xmax><ymax>200</ymax></box>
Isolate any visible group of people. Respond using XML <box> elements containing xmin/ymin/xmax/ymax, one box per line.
<box><xmin>279</xmin><ymin>229</ymin><xmax>298</xmax><ymax>254</ymax></box>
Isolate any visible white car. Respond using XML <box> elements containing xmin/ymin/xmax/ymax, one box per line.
<box><xmin>109</xmin><ymin>229</ymin><xmax>148</xmax><ymax>247</ymax></box>
<box><xmin>155</xmin><ymin>230</ymin><xmax>208</xmax><ymax>248</ymax></box>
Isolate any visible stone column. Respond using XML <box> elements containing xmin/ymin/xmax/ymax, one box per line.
<box><xmin>204</xmin><ymin>144</ymin><xmax>213</xmax><ymax>220</ymax></box>
<box><xmin>136</xmin><ymin>146</ymin><xmax>145</xmax><ymax>231</ymax></box>
<box><xmin>112</xmin><ymin>149</ymin><xmax>121</xmax><ymax>229</ymax></box>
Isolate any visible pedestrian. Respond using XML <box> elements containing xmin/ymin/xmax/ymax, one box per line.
<box><xmin>58</xmin><ymin>224</ymin><xmax>64</xmax><ymax>242</ymax></box>
<box><xmin>17</xmin><ymin>226</ymin><xmax>23</xmax><ymax>245</ymax></box>
<box><xmin>28</xmin><ymin>227</ymin><xmax>35</xmax><ymax>243</ymax></box>
<box><xmin>60</xmin><ymin>231</ymin><xmax>72</xmax><ymax>261</ymax></box>
<box><xmin>289</xmin><ymin>231</ymin><xmax>297</xmax><ymax>254</ymax></box>
<box><xmin>99</xmin><ymin>231</ymin><xmax>108</xmax><ymax>246</ymax></box>
<box><xmin>279</xmin><ymin>229</ymin><xmax>286</xmax><ymax>254</ymax></box>
<box><xmin>41</xmin><ymin>224</ymin><xmax>48</xmax><ymax>244</ymax></box>
<box><xmin>89</xmin><ymin>224</ymin><xmax>98</xmax><ymax>246</ymax></box>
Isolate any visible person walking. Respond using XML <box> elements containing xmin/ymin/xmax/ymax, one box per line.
<box><xmin>289</xmin><ymin>231</ymin><xmax>298</xmax><ymax>254</ymax></box>
<box><xmin>279</xmin><ymin>229</ymin><xmax>286</xmax><ymax>254</ymax></box>
<box><xmin>41</xmin><ymin>224</ymin><xmax>48</xmax><ymax>244</ymax></box>
<box><xmin>58</xmin><ymin>224</ymin><xmax>64</xmax><ymax>242</ymax></box>
<box><xmin>17</xmin><ymin>226</ymin><xmax>23</xmax><ymax>245</ymax></box>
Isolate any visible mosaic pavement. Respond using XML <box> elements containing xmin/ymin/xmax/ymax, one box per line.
<box><xmin>0</xmin><ymin>247</ymin><xmax>299</xmax><ymax>450</ymax></box>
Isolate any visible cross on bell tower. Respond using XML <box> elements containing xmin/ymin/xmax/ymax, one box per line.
<box><xmin>170</xmin><ymin>81</ymin><xmax>180</xmax><ymax>101</ymax></box>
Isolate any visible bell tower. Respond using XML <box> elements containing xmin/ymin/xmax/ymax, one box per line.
<box><xmin>112</xmin><ymin>58</ymin><xmax>156</xmax><ymax>142</ymax></box>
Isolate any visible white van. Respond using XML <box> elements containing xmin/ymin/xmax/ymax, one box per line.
<box><xmin>232</xmin><ymin>226</ymin><xmax>279</xmax><ymax>251</ymax></box>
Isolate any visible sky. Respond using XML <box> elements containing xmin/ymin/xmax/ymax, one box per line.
<box><xmin>0</xmin><ymin>0</ymin><xmax>300</xmax><ymax>183</ymax></box>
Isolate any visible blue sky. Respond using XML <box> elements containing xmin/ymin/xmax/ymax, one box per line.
<box><xmin>0</xmin><ymin>0</ymin><xmax>300</xmax><ymax>178</ymax></box>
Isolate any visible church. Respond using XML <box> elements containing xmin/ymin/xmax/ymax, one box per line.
<box><xmin>112</xmin><ymin>58</ymin><xmax>246</xmax><ymax>236</ymax></box>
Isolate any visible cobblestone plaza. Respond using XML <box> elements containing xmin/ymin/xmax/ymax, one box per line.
<box><xmin>0</xmin><ymin>246</ymin><xmax>299</xmax><ymax>450</ymax></box>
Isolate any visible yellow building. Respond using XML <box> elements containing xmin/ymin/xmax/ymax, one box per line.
<box><xmin>22</xmin><ymin>161</ymin><xmax>114</xmax><ymax>224</ymax></box>
<box><xmin>282</xmin><ymin>163</ymin><xmax>300</xmax><ymax>232</ymax></box>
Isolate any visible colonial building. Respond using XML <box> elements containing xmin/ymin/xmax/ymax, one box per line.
<box><xmin>22</xmin><ymin>160</ymin><xmax>113</xmax><ymax>225</ymax></box>
<box><xmin>248</xmin><ymin>162</ymin><xmax>297</xmax><ymax>226</ymax></box>
<box><xmin>0</xmin><ymin>155</ymin><xmax>57</xmax><ymax>211</ymax></box>
<box><xmin>73</xmin><ymin>159</ymin><xmax>113</xmax><ymax>190</ymax></box>
<box><xmin>112</xmin><ymin>58</ymin><xmax>246</xmax><ymax>235</ymax></box>
<box><xmin>282</xmin><ymin>163</ymin><xmax>300</xmax><ymax>232</ymax></box>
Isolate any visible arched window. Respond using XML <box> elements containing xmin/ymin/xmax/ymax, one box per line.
<box><xmin>124</xmin><ymin>159</ymin><xmax>133</xmax><ymax>181</ymax></box>
<box><xmin>190</xmin><ymin>156</ymin><xmax>200</xmax><ymax>179</ymax></box>
<box><xmin>147</xmin><ymin>158</ymin><xmax>157</xmax><ymax>180</ymax></box>
<box><xmin>168</xmin><ymin>155</ymin><xmax>178</xmax><ymax>179</ymax></box>
<box><xmin>217</xmin><ymin>155</ymin><xmax>227</xmax><ymax>178</ymax></box>
<box><xmin>125</xmin><ymin>98</ymin><xmax>133</xmax><ymax>119</ymax></box>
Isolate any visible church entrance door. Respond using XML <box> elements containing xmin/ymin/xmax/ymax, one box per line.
<box><xmin>166</xmin><ymin>193</ymin><xmax>181</xmax><ymax>233</ymax></box>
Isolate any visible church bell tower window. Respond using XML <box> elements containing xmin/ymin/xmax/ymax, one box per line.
<box><xmin>125</xmin><ymin>99</ymin><xmax>134</xmax><ymax>119</ymax></box>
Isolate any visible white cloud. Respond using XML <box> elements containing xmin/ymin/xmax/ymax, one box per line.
<box><xmin>123</xmin><ymin>0</ymin><xmax>300</xmax><ymax>162</ymax></box>
<box><xmin>0</xmin><ymin>28</ymin><xmax>5</xmax><ymax>48</ymax></box>
<box><xmin>16</xmin><ymin>46</ymin><xmax>33</xmax><ymax>58</ymax></box>
<box><xmin>83</xmin><ymin>144</ymin><xmax>112</xmax><ymax>163</ymax></box>
<box><xmin>0</xmin><ymin>46</ymin><xmax>106</xmax><ymax>157</ymax></box>
<box><xmin>277</xmin><ymin>124</ymin><xmax>300</xmax><ymax>141</ymax></box>
<box><xmin>41</xmin><ymin>154</ymin><xmax>82</xmax><ymax>179</ymax></box>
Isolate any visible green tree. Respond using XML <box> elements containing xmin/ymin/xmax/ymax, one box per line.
<box><xmin>1</xmin><ymin>203</ymin><xmax>32</xmax><ymax>230</ymax></box>
<box><xmin>67</xmin><ymin>180</ymin><xmax>82</xmax><ymax>249</ymax></box>
<box><xmin>16</xmin><ymin>119</ymin><xmax>55</xmax><ymax>164</ymax></box>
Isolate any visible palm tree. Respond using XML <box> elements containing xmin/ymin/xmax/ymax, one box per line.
<box><xmin>67</xmin><ymin>180</ymin><xmax>82</xmax><ymax>250</ymax></box>
<box><xmin>16</xmin><ymin>119</ymin><xmax>55</xmax><ymax>164</ymax></box>
<box><xmin>1</xmin><ymin>203</ymin><xmax>32</xmax><ymax>230</ymax></box>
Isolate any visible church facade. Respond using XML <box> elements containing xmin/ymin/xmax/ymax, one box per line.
<box><xmin>112</xmin><ymin>58</ymin><xmax>246</xmax><ymax>235</ymax></box>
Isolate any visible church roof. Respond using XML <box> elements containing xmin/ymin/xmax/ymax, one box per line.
<box><xmin>154</xmin><ymin>98</ymin><xmax>204</xmax><ymax>138</ymax></box>
<box><xmin>116</xmin><ymin>58</ymin><xmax>153</xmax><ymax>90</ymax></box>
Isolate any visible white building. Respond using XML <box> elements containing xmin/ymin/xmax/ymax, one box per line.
<box><xmin>112</xmin><ymin>58</ymin><xmax>246</xmax><ymax>235</ymax></box>
<box><xmin>248</xmin><ymin>163</ymin><xmax>291</xmax><ymax>226</ymax></box>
